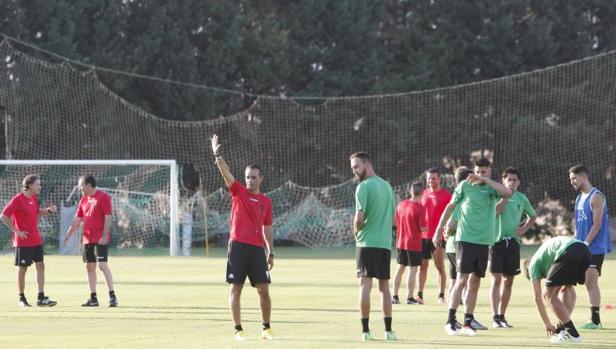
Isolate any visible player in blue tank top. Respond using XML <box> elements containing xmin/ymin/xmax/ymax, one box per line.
<box><xmin>568</xmin><ymin>165</ymin><xmax>612</xmax><ymax>329</ymax></box>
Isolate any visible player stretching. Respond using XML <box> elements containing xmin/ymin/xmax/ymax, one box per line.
<box><xmin>433</xmin><ymin>158</ymin><xmax>511</xmax><ymax>336</ymax></box>
<box><xmin>350</xmin><ymin>152</ymin><xmax>397</xmax><ymax>341</ymax></box>
<box><xmin>1</xmin><ymin>175</ymin><xmax>58</xmax><ymax>307</ymax></box>
<box><xmin>524</xmin><ymin>236</ymin><xmax>590</xmax><ymax>343</ymax></box>
<box><xmin>490</xmin><ymin>168</ymin><xmax>536</xmax><ymax>328</ymax></box>
<box><xmin>569</xmin><ymin>164</ymin><xmax>612</xmax><ymax>329</ymax></box>
<box><xmin>64</xmin><ymin>175</ymin><xmax>118</xmax><ymax>307</ymax></box>
<box><xmin>419</xmin><ymin>168</ymin><xmax>450</xmax><ymax>304</ymax></box>
<box><xmin>211</xmin><ymin>134</ymin><xmax>275</xmax><ymax>341</ymax></box>
<box><xmin>392</xmin><ymin>181</ymin><xmax>426</xmax><ymax>305</ymax></box>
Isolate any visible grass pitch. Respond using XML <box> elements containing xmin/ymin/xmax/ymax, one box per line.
<box><xmin>0</xmin><ymin>246</ymin><xmax>614</xmax><ymax>349</ymax></box>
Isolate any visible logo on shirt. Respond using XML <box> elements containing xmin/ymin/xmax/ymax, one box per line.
<box><xmin>28</xmin><ymin>201</ymin><xmax>34</xmax><ymax>205</ymax></box>
<box><xmin>228</xmin><ymin>273</ymin><xmax>235</xmax><ymax>279</ymax></box>
<box><xmin>576</xmin><ymin>209</ymin><xmax>588</xmax><ymax>222</ymax></box>
<box><xmin>249</xmin><ymin>198</ymin><xmax>259</xmax><ymax>202</ymax></box>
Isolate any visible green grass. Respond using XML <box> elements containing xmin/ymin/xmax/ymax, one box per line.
<box><xmin>0</xmin><ymin>246</ymin><xmax>614</xmax><ymax>348</ymax></box>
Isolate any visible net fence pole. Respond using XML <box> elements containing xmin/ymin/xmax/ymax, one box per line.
<box><xmin>169</xmin><ymin>161</ymin><xmax>180</xmax><ymax>256</ymax></box>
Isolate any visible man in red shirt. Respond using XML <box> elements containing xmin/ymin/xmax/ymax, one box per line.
<box><xmin>64</xmin><ymin>175</ymin><xmax>117</xmax><ymax>307</ymax></box>
<box><xmin>211</xmin><ymin>134</ymin><xmax>275</xmax><ymax>341</ymax></box>
<box><xmin>419</xmin><ymin>167</ymin><xmax>451</xmax><ymax>304</ymax></box>
<box><xmin>1</xmin><ymin>174</ymin><xmax>58</xmax><ymax>307</ymax></box>
<box><xmin>392</xmin><ymin>182</ymin><xmax>427</xmax><ymax>305</ymax></box>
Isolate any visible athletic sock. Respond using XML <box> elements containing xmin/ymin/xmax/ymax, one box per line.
<box><xmin>463</xmin><ymin>313</ymin><xmax>474</xmax><ymax>327</ymax></box>
<box><xmin>361</xmin><ymin>318</ymin><xmax>370</xmax><ymax>333</ymax></box>
<box><xmin>19</xmin><ymin>292</ymin><xmax>25</xmax><ymax>300</ymax></box>
<box><xmin>556</xmin><ymin>322</ymin><xmax>565</xmax><ymax>334</ymax></box>
<box><xmin>417</xmin><ymin>291</ymin><xmax>423</xmax><ymax>299</ymax></box>
<box><xmin>37</xmin><ymin>292</ymin><xmax>44</xmax><ymax>300</ymax></box>
<box><xmin>90</xmin><ymin>292</ymin><xmax>98</xmax><ymax>301</ymax></box>
<box><xmin>447</xmin><ymin>309</ymin><xmax>456</xmax><ymax>324</ymax></box>
<box><xmin>500</xmin><ymin>314</ymin><xmax>506</xmax><ymax>322</ymax></box>
<box><xmin>438</xmin><ymin>292</ymin><xmax>445</xmax><ymax>299</ymax></box>
<box><xmin>493</xmin><ymin>314</ymin><xmax>501</xmax><ymax>321</ymax></box>
<box><xmin>109</xmin><ymin>290</ymin><xmax>116</xmax><ymax>299</ymax></box>
<box><xmin>384</xmin><ymin>317</ymin><xmax>392</xmax><ymax>332</ymax></box>
<box><xmin>262</xmin><ymin>322</ymin><xmax>270</xmax><ymax>330</ymax></box>
<box><xmin>234</xmin><ymin>324</ymin><xmax>243</xmax><ymax>333</ymax></box>
<box><xmin>591</xmin><ymin>306</ymin><xmax>601</xmax><ymax>325</ymax></box>
<box><xmin>563</xmin><ymin>321</ymin><xmax>580</xmax><ymax>338</ymax></box>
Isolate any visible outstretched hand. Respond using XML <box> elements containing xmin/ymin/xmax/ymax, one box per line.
<box><xmin>211</xmin><ymin>134</ymin><xmax>221</xmax><ymax>156</ymax></box>
<box><xmin>466</xmin><ymin>174</ymin><xmax>486</xmax><ymax>185</ymax></box>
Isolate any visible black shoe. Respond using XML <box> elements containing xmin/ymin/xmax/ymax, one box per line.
<box><xmin>37</xmin><ymin>297</ymin><xmax>57</xmax><ymax>307</ymax></box>
<box><xmin>82</xmin><ymin>298</ymin><xmax>99</xmax><ymax>307</ymax></box>
<box><xmin>19</xmin><ymin>298</ymin><xmax>31</xmax><ymax>307</ymax></box>
<box><xmin>109</xmin><ymin>297</ymin><xmax>118</xmax><ymax>307</ymax></box>
<box><xmin>406</xmin><ymin>297</ymin><xmax>419</xmax><ymax>304</ymax></box>
<box><xmin>391</xmin><ymin>295</ymin><xmax>400</xmax><ymax>304</ymax></box>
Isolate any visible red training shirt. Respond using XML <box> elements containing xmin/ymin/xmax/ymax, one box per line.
<box><xmin>2</xmin><ymin>193</ymin><xmax>42</xmax><ymax>247</ymax></box>
<box><xmin>76</xmin><ymin>190</ymin><xmax>112</xmax><ymax>244</ymax></box>
<box><xmin>421</xmin><ymin>188</ymin><xmax>452</xmax><ymax>239</ymax></box>
<box><xmin>228</xmin><ymin>180</ymin><xmax>273</xmax><ymax>248</ymax></box>
<box><xmin>396</xmin><ymin>199</ymin><xmax>426</xmax><ymax>251</ymax></box>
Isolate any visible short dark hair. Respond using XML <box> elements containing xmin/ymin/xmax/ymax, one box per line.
<box><xmin>455</xmin><ymin>167</ymin><xmax>472</xmax><ymax>184</ymax></box>
<box><xmin>22</xmin><ymin>174</ymin><xmax>39</xmax><ymax>191</ymax></box>
<box><xmin>501</xmin><ymin>167</ymin><xmax>521</xmax><ymax>180</ymax></box>
<box><xmin>426</xmin><ymin>167</ymin><xmax>440</xmax><ymax>176</ymax></box>
<box><xmin>245</xmin><ymin>164</ymin><xmax>263</xmax><ymax>176</ymax></box>
<box><xmin>568</xmin><ymin>164</ymin><xmax>589</xmax><ymax>176</ymax></box>
<box><xmin>409</xmin><ymin>181</ymin><xmax>423</xmax><ymax>196</ymax></box>
<box><xmin>474</xmin><ymin>158</ymin><xmax>491</xmax><ymax>168</ymax></box>
<box><xmin>79</xmin><ymin>175</ymin><xmax>97</xmax><ymax>188</ymax></box>
<box><xmin>349</xmin><ymin>151</ymin><xmax>370</xmax><ymax>163</ymax></box>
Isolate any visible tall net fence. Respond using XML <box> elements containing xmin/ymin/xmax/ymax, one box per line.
<box><xmin>0</xmin><ymin>38</ymin><xmax>615</xmax><ymax>249</ymax></box>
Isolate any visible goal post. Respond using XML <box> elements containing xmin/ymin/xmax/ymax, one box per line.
<box><xmin>0</xmin><ymin>159</ymin><xmax>180</xmax><ymax>256</ymax></box>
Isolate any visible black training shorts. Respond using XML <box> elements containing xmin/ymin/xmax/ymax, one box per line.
<box><xmin>226</xmin><ymin>240</ymin><xmax>271</xmax><ymax>287</ymax></box>
<box><xmin>356</xmin><ymin>247</ymin><xmax>391</xmax><ymax>279</ymax></box>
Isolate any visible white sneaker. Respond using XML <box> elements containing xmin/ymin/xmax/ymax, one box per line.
<box><xmin>444</xmin><ymin>323</ymin><xmax>460</xmax><ymax>336</ymax></box>
<box><xmin>460</xmin><ymin>326</ymin><xmax>478</xmax><ymax>336</ymax></box>
<box><xmin>549</xmin><ymin>330</ymin><xmax>582</xmax><ymax>344</ymax></box>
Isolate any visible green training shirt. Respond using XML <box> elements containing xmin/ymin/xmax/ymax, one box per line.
<box><xmin>496</xmin><ymin>191</ymin><xmax>536</xmax><ymax>243</ymax></box>
<box><xmin>452</xmin><ymin>180</ymin><xmax>500</xmax><ymax>246</ymax></box>
<box><xmin>355</xmin><ymin>176</ymin><xmax>395</xmax><ymax>250</ymax></box>
<box><xmin>528</xmin><ymin>236</ymin><xmax>581</xmax><ymax>282</ymax></box>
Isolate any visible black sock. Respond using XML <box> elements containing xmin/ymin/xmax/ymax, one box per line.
<box><xmin>556</xmin><ymin>322</ymin><xmax>565</xmax><ymax>333</ymax></box>
<box><xmin>90</xmin><ymin>293</ymin><xmax>98</xmax><ymax>300</ymax></box>
<box><xmin>463</xmin><ymin>313</ymin><xmax>474</xmax><ymax>327</ymax></box>
<box><xmin>19</xmin><ymin>293</ymin><xmax>25</xmax><ymax>300</ymax></box>
<box><xmin>37</xmin><ymin>292</ymin><xmax>44</xmax><ymax>300</ymax></box>
<box><xmin>493</xmin><ymin>314</ymin><xmax>501</xmax><ymax>321</ymax></box>
<box><xmin>234</xmin><ymin>324</ymin><xmax>243</xmax><ymax>333</ymax></box>
<box><xmin>392</xmin><ymin>295</ymin><xmax>399</xmax><ymax>300</ymax></box>
<box><xmin>447</xmin><ymin>309</ymin><xmax>456</xmax><ymax>324</ymax></box>
<box><xmin>262</xmin><ymin>322</ymin><xmax>270</xmax><ymax>330</ymax></box>
<box><xmin>109</xmin><ymin>290</ymin><xmax>116</xmax><ymax>299</ymax></box>
<box><xmin>591</xmin><ymin>306</ymin><xmax>601</xmax><ymax>325</ymax></box>
<box><xmin>384</xmin><ymin>317</ymin><xmax>392</xmax><ymax>332</ymax></box>
<box><xmin>361</xmin><ymin>318</ymin><xmax>370</xmax><ymax>333</ymax></box>
<box><xmin>438</xmin><ymin>292</ymin><xmax>445</xmax><ymax>299</ymax></box>
<box><xmin>417</xmin><ymin>291</ymin><xmax>423</xmax><ymax>299</ymax></box>
<box><xmin>500</xmin><ymin>314</ymin><xmax>505</xmax><ymax>321</ymax></box>
<box><xmin>563</xmin><ymin>321</ymin><xmax>579</xmax><ymax>338</ymax></box>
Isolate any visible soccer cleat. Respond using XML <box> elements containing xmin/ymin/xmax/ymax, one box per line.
<box><xmin>392</xmin><ymin>296</ymin><xmax>400</xmax><ymax>304</ymax></box>
<box><xmin>455</xmin><ymin>321</ymin><xmax>463</xmax><ymax>330</ymax></box>
<box><xmin>470</xmin><ymin>319</ymin><xmax>488</xmax><ymax>330</ymax></box>
<box><xmin>406</xmin><ymin>297</ymin><xmax>418</xmax><ymax>305</ymax></box>
<box><xmin>234</xmin><ymin>330</ymin><xmax>247</xmax><ymax>341</ymax></box>
<box><xmin>361</xmin><ymin>332</ymin><xmax>374</xmax><ymax>341</ymax></box>
<box><xmin>460</xmin><ymin>326</ymin><xmax>478</xmax><ymax>336</ymax></box>
<box><xmin>500</xmin><ymin>319</ymin><xmax>513</xmax><ymax>328</ymax></box>
<box><xmin>19</xmin><ymin>298</ymin><xmax>31</xmax><ymax>307</ymax></box>
<box><xmin>109</xmin><ymin>297</ymin><xmax>119</xmax><ymax>307</ymax></box>
<box><xmin>82</xmin><ymin>298</ymin><xmax>99</xmax><ymax>307</ymax></box>
<box><xmin>384</xmin><ymin>330</ymin><xmax>397</xmax><ymax>341</ymax></box>
<box><xmin>261</xmin><ymin>328</ymin><xmax>274</xmax><ymax>340</ymax></box>
<box><xmin>549</xmin><ymin>329</ymin><xmax>582</xmax><ymax>343</ymax></box>
<box><xmin>36</xmin><ymin>297</ymin><xmax>57</xmax><ymax>307</ymax></box>
<box><xmin>416</xmin><ymin>296</ymin><xmax>425</xmax><ymax>305</ymax></box>
<box><xmin>580</xmin><ymin>321</ymin><xmax>602</xmax><ymax>330</ymax></box>
<box><xmin>492</xmin><ymin>320</ymin><xmax>504</xmax><ymax>328</ymax></box>
<box><xmin>445</xmin><ymin>322</ymin><xmax>460</xmax><ymax>336</ymax></box>
<box><xmin>437</xmin><ymin>297</ymin><xmax>447</xmax><ymax>305</ymax></box>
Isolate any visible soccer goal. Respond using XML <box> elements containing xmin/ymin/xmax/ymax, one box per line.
<box><xmin>0</xmin><ymin>160</ymin><xmax>181</xmax><ymax>256</ymax></box>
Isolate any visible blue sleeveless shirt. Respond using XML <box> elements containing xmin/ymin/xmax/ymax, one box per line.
<box><xmin>575</xmin><ymin>187</ymin><xmax>612</xmax><ymax>255</ymax></box>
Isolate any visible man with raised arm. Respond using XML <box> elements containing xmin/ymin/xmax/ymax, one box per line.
<box><xmin>211</xmin><ymin>134</ymin><xmax>275</xmax><ymax>341</ymax></box>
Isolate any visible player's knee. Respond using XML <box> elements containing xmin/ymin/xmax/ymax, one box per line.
<box><xmin>97</xmin><ymin>262</ymin><xmax>108</xmax><ymax>271</ymax></box>
<box><xmin>503</xmin><ymin>276</ymin><xmax>514</xmax><ymax>287</ymax></box>
<box><xmin>492</xmin><ymin>273</ymin><xmax>502</xmax><ymax>283</ymax></box>
<box><xmin>86</xmin><ymin>263</ymin><xmax>96</xmax><ymax>272</ymax></box>
<box><xmin>256</xmin><ymin>285</ymin><xmax>269</xmax><ymax>296</ymax></box>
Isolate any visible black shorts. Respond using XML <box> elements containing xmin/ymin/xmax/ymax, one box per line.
<box><xmin>489</xmin><ymin>239</ymin><xmax>521</xmax><ymax>276</ymax></box>
<box><xmin>397</xmin><ymin>248</ymin><xmax>422</xmax><ymax>267</ymax></box>
<box><xmin>545</xmin><ymin>242</ymin><xmax>591</xmax><ymax>288</ymax></box>
<box><xmin>456</xmin><ymin>241</ymin><xmax>489</xmax><ymax>278</ymax></box>
<box><xmin>14</xmin><ymin>245</ymin><xmax>44</xmax><ymax>266</ymax></box>
<box><xmin>421</xmin><ymin>239</ymin><xmax>435</xmax><ymax>259</ymax></box>
<box><xmin>226</xmin><ymin>240</ymin><xmax>270</xmax><ymax>287</ymax></box>
<box><xmin>356</xmin><ymin>247</ymin><xmax>391</xmax><ymax>279</ymax></box>
<box><xmin>447</xmin><ymin>252</ymin><xmax>457</xmax><ymax>279</ymax></box>
<box><xmin>589</xmin><ymin>254</ymin><xmax>605</xmax><ymax>276</ymax></box>
<box><xmin>83</xmin><ymin>243</ymin><xmax>109</xmax><ymax>263</ymax></box>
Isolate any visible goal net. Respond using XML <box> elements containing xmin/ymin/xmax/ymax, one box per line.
<box><xmin>0</xmin><ymin>160</ymin><xmax>179</xmax><ymax>255</ymax></box>
<box><xmin>0</xmin><ymin>38</ymin><xmax>615</xmax><ymax>249</ymax></box>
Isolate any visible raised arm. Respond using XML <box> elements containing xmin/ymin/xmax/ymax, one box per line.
<box><xmin>468</xmin><ymin>175</ymin><xmax>512</xmax><ymax>198</ymax></box>
<box><xmin>496</xmin><ymin>198</ymin><xmax>508</xmax><ymax>215</ymax></box>
<box><xmin>211</xmin><ymin>134</ymin><xmax>236</xmax><ymax>187</ymax></box>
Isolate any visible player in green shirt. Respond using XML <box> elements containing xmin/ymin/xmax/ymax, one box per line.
<box><xmin>523</xmin><ymin>236</ymin><xmax>591</xmax><ymax>343</ymax></box>
<box><xmin>433</xmin><ymin>158</ymin><xmax>511</xmax><ymax>336</ymax></box>
<box><xmin>490</xmin><ymin>168</ymin><xmax>537</xmax><ymax>328</ymax></box>
<box><xmin>350</xmin><ymin>152</ymin><xmax>396</xmax><ymax>342</ymax></box>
